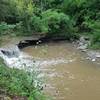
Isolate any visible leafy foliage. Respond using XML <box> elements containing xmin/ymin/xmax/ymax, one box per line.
<box><xmin>0</xmin><ymin>22</ymin><xmax>16</xmax><ymax>35</ymax></box>
<box><xmin>0</xmin><ymin>58</ymin><xmax>47</xmax><ymax>99</ymax></box>
<box><xmin>0</xmin><ymin>0</ymin><xmax>100</xmax><ymax>46</ymax></box>
<box><xmin>31</xmin><ymin>10</ymin><xmax>73</xmax><ymax>38</ymax></box>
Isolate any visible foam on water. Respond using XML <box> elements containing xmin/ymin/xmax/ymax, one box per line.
<box><xmin>0</xmin><ymin>45</ymin><xmax>75</xmax><ymax>71</ymax></box>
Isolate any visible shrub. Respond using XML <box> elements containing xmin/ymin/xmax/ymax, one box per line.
<box><xmin>31</xmin><ymin>10</ymin><xmax>75</xmax><ymax>39</ymax></box>
<box><xmin>85</xmin><ymin>21</ymin><xmax>100</xmax><ymax>49</ymax></box>
<box><xmin>0</xmin><ymin>58</ymin><xmax>47</xmax><ymax>99</ymax></box>
<box><xmin>42</xmin><ymin>10</ymin><xmax>71</xmax><ymax>32</ymax></box>
<box><xmin>91</xmin><ymin>32</ymin><xmax>100</xmax><ymax>45</ymax></box>
<box><xmin>0</xmin><ymin>22</ymin><xmax>16</xmax><ymax>35</ymax></box>
<box><xmin>31</xmin><ymin>15</ymin><xmax>45</xmax><ymax>33</ymax></box>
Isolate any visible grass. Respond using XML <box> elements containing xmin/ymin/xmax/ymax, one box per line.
<box><xmin>0</xmin><ymin>58</ymin><xmax>48</xmax><ymax>100</ymax></box>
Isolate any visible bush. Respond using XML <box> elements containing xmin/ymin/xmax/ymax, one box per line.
<box><xmin>91</xmin><ymin>32</ymin><xmax>100</xmax><ymax>47</ymax></box>
<box><xmin>31</xmin><ymin>10</ymin><xmax>75</xmax><ymax>39</ymax></box>
<box><xmin>83</xmin><ymin>21</ymin><xmax>100</xmax><ymax>49</ymax></box>
<box><xmin>42</xmin><ymin>10</ymin><xmax>71</xmax><ymax>33</ymax></box>
<box><xmin>0</xmin><ymin>22</ymin><xmax>16</xmax><ymax>35</ymax></box>
<box><xmin>0</xmin><ymin>58</ymin><xmax>47</xmax><ymax>99</ymax></box>
<box><xmin>31</xmin><ymin>15</ymin><xmax>44</xmax><ymax>33</ymax></box>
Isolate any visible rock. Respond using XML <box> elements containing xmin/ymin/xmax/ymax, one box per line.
<box><xmin>86</xmin><ymin>51</ymin><xmax>100</xmax><ymax>61</ymax></box>
<box><xmin>77</xmin><ymin>44</ymin><xmax>88</xmax><ymax>50</ymax></box>
<box><xmin>92</xmin><ymin>59</ymin><xmax>96</xmax><ymax>62</ymax></box>
<box><xmin>80</xmin><ymin>36</ymin><xmax>86</xmax><ymax>44</ymax></box>
<box><xmin>76</xmin><ymin>36</ymin><xmax>90</xmax><ymax>51</ymax></box>
<box><xmin>95</xmin><ymin>53</ymin><xmax>100</xmax><ymax>58</ymax></box>
<box><xmin>81</xmin><ymin>49</ymin><xmax>87</xmax><ymax>52</ymax></box>
<box><xmin>75</xmin><ymin>36</ymin><xmax>100</xmax><ymax>62</ymax></box>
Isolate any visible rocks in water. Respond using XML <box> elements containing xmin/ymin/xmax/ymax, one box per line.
<box><xmin>87</xmin><ymin>51</ymin><xmax>100</xmax><ymax>61</ymax></box>
<box><xmin>75</xmin><ymin>36</ymin><xmax>100</xmax><ymax>62</ymax></box>
<box><xmin>77</xmin><ymin>36</ymin><xmax>90</xmax><ymax>50</ymax></box>
<box><xmin>77</xmin><ymin>44</ymin><xmax>88</xmax><ymax>50</ymax></box>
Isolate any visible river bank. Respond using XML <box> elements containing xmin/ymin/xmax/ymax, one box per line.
<box><xmin>73</xmin><ymin>36</ymin><xmax>100</xmax><ymax>62</ymax></box>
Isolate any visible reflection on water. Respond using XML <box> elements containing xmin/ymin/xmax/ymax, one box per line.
<box><xmin>23</xmin><ymin>42</ymin><xmax>100</xmax><ymax>100</ymax></box>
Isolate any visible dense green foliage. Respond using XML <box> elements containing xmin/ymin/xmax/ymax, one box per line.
<box><xmin>0</xmin><ymin>0</ymin><xmax>100</xmax><ymax>46</ymax></box>
<box><xmin>0</xmin><ymin>59</ymin><xmax>47</xmax><ymax>100</ymax></box>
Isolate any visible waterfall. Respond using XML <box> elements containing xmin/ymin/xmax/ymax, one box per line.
<box><xmin>0</xmin><ymin>45</ymin><xmax>20</xmax><ymax>57</ymax></box>
<box><xmin>0</xmin><ymin>45</ymin><xmax>34</xmax><ymax>70</ymax></box>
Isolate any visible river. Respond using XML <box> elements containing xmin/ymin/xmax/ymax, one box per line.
<box><xmin>22</xmin><ymin>41</ymin><xmax>100</xmax><ymax>100</ymax></box>
<box><xmin>0</xmin><ymin>36</ymin><xmax>100</xmax><ymax>100</ymax></box>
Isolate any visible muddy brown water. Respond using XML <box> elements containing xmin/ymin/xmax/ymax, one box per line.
<box><xmin>22</xmin><ymin>41</ymin><xmax>100</xmax><ymax>100</ymax></box>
